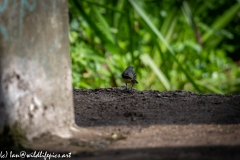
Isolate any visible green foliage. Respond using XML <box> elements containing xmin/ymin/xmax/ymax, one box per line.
<box><xmin>69</xmin><ymin>0</ymin><xmax>240</xmax><ymax>94</ymax></box>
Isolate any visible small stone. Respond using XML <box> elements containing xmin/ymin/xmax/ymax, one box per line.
<box><xmin>111</xmin><ymin>133</ymin><xmax>118</xmax><ymax>140</ymax></box>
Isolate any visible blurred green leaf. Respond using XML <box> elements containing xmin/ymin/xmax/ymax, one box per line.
<box><xmin>140</xmin><ymin>54</ymin><xmax>170</xmax><ymax>90</ymax></box>
<box><xmin>72</xmin><ymin>1</ymin><xmax>121</xmax><ymax>55</ymax></box>
<box><xmin>202</xmin><ymin>2</ymin><xmax>240</xmax><ymax>44</ymax></box>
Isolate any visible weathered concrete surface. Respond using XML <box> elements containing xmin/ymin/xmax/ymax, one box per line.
<box><xmin>0</xmin><ymin>0</ymin><xmax>74</xmax><ymax>141</ymax></box>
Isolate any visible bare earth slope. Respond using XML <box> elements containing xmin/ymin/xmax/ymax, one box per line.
<box><xmin>73</xmin><ymin>88</ymin><xmax>240</xmax><ymax>160</ymax></box>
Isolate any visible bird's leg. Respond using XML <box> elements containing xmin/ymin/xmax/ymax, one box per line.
<box><xmin>131</xmin><ymin>84</ymin><xmax>134</xmax><ymax>90</ymax></box>
<box><xmin>125</xmin><ymin>83</ymin><xmax>128</xmax><ymax>89</ymax></box>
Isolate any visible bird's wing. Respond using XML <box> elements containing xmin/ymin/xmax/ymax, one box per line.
<box><xmin>122</xmin><ymin>71</ymin><xmax>134</xmax><ymax>79</ymax></box>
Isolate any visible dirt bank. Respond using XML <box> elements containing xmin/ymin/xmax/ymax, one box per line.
<box><xmin>72</xmin><ymin>88</ymin><xmax>240</xmax><ymax>160</ymax></box>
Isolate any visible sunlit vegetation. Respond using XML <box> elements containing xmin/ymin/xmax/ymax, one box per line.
<box><xmin>69</xmin><ymin>0</ymin><xmax>240</xmax><ymax>94</ymax></box>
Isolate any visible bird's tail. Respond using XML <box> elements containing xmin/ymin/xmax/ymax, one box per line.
<box><xmin>131</xmin><ymin>79</ymin><xmax>138</xmax><ymax>84</ymax></box>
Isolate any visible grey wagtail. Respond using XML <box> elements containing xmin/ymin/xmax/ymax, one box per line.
<box><xmin>122</xmin><ymin>66</ymin><xmax>138</xmax><ymax>89</ymax></box>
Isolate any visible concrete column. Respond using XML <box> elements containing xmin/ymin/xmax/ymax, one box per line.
<box><xmin>0</xmin><ymin>0</ymin><xmax>74</xmax><ymax>141</ymax></box>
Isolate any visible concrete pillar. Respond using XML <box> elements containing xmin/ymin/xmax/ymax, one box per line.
<box><xmin>0</xmin><ymin>0</ymin><xmax>74</xmax><ymax>141</ymax></box>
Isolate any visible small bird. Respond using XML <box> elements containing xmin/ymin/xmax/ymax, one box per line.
<box><xmin>122</xmin><ymin>66</ymin><xmax>138</xmax><ymax>89</ymax></box>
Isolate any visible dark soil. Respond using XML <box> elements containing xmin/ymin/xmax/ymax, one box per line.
<box><xmin>72</xmin><ymin>87</ymin><xmax>240</xmax><ymax>160</ymax></box>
